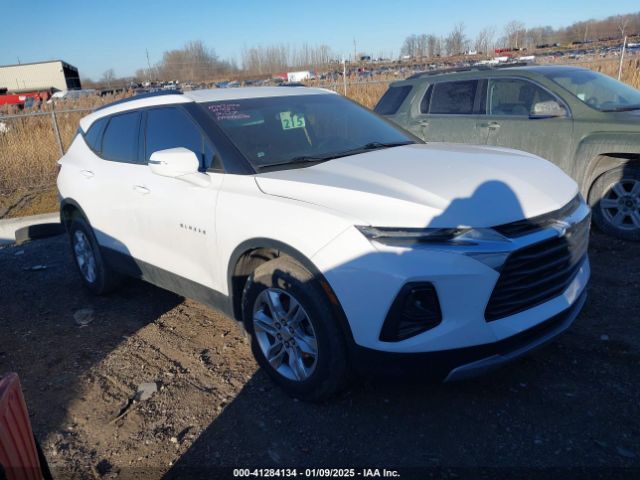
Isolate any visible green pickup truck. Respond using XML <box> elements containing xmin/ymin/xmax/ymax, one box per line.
<box><xmin>376</xmin><ymin>65</ymin><xmax>640</xmax><ymax>240</ymax></box>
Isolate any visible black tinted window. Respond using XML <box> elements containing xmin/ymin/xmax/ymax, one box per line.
<box><xmin>84</xmin><ymin>117</ymin><xmax>107</xmax><ymax>152</ymax></box>
<box><xmin>429</xmin><ymin>80</ymin><xmax>478</xmax><ymax>114</ymax></box>
<box><xmin>145</xmin><ymin>108</ymin><xmax>204</xmax><ymax>166</ymax></box>
<box><xmin>101</xmin><ymin>112</ymin><xmax>141</xmax><ymax>163</ymax></box>
<box><xmin>420</xmin><ymin>85</ymin><xmax>433</xmax><ymax>113</ymax></box>
<box><xmin>374</xmin><ymin>85</ymin><xmax>412</xmax><ymax>115</ymax></box>
<box><xmin>488</xmin><ymin>79</ymin><xmax>556</xmax><ymax>116</ymax></box>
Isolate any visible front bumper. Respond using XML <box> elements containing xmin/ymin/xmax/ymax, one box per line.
<box><xmin>349</xmin><ymin>289</ymin><xmax>586</xmax><ymax>380</ymax></box>
<box><xmin>311</xmin><ymin>199</ymin><xmax>591</xmax><ymax>354</ymax></box>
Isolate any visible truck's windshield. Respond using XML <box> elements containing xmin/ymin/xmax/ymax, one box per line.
<box><xmin>201</xmin><ymin>94</ymin><xmax>415</xmax><ymax>171</ymax></box>
<box><xmin>544</xmin><ymin>69</ymin><xmax>640</xmax><ymax>112</ymax></box>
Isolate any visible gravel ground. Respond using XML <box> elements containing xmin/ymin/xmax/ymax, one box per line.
<box><xmin>0</xmin><ymin>231</ymin><xmax>638</xmax><ymax>479</ymax></box>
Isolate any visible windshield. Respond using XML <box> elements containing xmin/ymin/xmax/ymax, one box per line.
<box><xmin>544</xmin><ymin>69</ymin><xmax>640</xmax><ymax>112</ymax></box>
<box><xmin>202</xmin><ymin>94</ymin><xmax>415</xmax><ymax>170</ymax></box>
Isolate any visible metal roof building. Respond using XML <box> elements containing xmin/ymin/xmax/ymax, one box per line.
<box><xmin>0</xmin><ymin>60</ymin><xmax>81</xmax><ymax>93</ymax></box>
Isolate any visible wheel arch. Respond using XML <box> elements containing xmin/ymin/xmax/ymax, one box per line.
<box><xmin>59</xmin><ymin>197</ymin><xmax>90</xmax><ymax>229</ymax></box>
<box><xmin>227</xmin><ymin>238</ymin><xmax>356</xmax><ymax>346</ymax></box>
<box><xmin>574</xmin><ymin>132</ymin><xmax>640</xmax><ymax>197</ymax></box>
<box><xmin>582</xmin><ymin>153</ymin><xmax>640</xmax><ymax>200</ymax></box>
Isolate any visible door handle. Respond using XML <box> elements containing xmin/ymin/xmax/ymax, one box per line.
<box><xmin>479</xmin><ymin>121</ymin><xmax>500</xmax><ymax>130</ymax></box>
<box><xmin>418</xmin><ymin>120</ymin><xmax>429</xmax><ymax>127</ymax></box>
<box><xmin>133</xmin><ymin>185</ymin><xmax>150</xmax><ymax>195</ymax></box>
<box><xmin>80</xmin><ymin>170</ymin><xmax>94</xmax><ymax>179</ymax></box>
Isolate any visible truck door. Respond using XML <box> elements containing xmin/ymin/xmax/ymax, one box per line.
<box><xmin>484</xmin><ymin>78</ymin><xmax>574</xmax><ymax>170</ymax></box>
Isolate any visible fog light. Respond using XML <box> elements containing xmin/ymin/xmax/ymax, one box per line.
<box><xmin>380</xmin><ymin>282</ymin><xmax>442</xmax><ymax>342</ymax></box>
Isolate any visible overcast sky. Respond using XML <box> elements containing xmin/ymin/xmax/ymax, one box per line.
<box><xmin>1</xmin><ymin>0</ymin><xmax>637</xmax><ymax>79</ymax></box>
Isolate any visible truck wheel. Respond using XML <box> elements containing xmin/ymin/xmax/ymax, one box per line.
<box><xmin>241</xmin><ymin>257</ymin><xmax>349</xmax><ymax>402</ymax></box>
<box><xmin>589</xmin><ymin>165</ymin><xmax>640</xmax><ymax>242</ymax></box>
<box><xmin>68</xmin><ymin>216</ymin><xmax>122</xmax><ymax>294</ymax></box>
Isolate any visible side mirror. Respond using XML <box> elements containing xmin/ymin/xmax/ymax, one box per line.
<box><xmin>149</xmin><ymin>147</ymin><xmax>200</xmax><ymax>178</ymax></box>
<box><xmin>530</xmin><ymin>100</ymin><xmax>567</xmax><ymax>118</ymax></box>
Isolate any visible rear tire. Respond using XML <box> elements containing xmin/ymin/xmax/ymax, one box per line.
<box><xmin>241</xmin><ymin>257</ymin><xmax>350</xmax><ymax>402</ymax></box>
<box><xmin>68</xmin><ymin>216</ymin><xmax>122</xmax><ymax>295</ymax></box>
<box><xmin>589</xmin><ymin>165</ymin><xmax>640</xmax><ymax>241</ymax></box>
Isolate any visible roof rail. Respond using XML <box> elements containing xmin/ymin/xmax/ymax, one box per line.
<box><xmin>406</xmin><ymin>62</ymin><xmax>534</xmax><ymax>80</ymax></box>
<box><xmin>93</xmin><ymin>89</ymin><xmax>183</xmax><ymax>112</ymax></box>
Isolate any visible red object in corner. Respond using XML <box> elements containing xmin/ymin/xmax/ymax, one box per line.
<box><xmin>0</xmin><ymin>373</ymin><xmax>43</xmax><ymax>480</ymax></box>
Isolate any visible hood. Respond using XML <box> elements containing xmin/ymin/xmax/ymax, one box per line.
<box><xmin>255</xmin><ymin>144</ymin><xmax>578</xmax><ymax>228</ymax></box>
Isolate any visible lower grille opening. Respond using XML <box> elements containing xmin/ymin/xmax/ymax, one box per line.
<box><xmin>380</xmin><ymin>282</ymin><xmax>442</xmax><ymax>342</ymax></box>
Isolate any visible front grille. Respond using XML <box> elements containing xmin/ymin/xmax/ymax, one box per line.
<box><xmin>485</xmin><ymin>214</ymin><xmax>590</xmax><ymax>321</ymax></box>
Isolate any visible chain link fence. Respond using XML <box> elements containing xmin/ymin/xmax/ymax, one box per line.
<box><xmin>0</xmin><ymin>107</ymin><xmax>92</xmax><ymax>196</ymax></box>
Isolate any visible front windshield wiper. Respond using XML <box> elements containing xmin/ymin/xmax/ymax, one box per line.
<box><xmin>256</xmin><ymin>155</ymin><xmax>336</xmax><ymax>171</ymax></box>
<box><xmin>601</xmin><ymin>104</ymin><xmax>640</xmax><ymax>112</ymax></box>
<box><xmin>256</xmin><ymin>141</ymin><xmax>415</xmax><ymax>171</ymax></box>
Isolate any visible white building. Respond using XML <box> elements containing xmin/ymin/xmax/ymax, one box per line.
<box><xmin>0</xmin><ymin>60</ymin><xmax>81</xmax><ymax>93</ymax></box>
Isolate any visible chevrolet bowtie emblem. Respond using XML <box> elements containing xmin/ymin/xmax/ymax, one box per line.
<box><xmin>551</xmin><ymin>219</ymin><xmax>572</xmax><ymax>236</ymax></box>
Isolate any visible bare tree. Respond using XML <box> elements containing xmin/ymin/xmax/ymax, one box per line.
<box><xmin>426</xmin><ymin>35</ymin><xmax>439</xmax><ymax>57</ymax></box>
<box><xmin>617</xmin><ymin>14</ymin><xmax>631</xmax><ymax>37</ymax></box>
<box><xmin>475</xmin><ymin>26</ymin><xmax>496</xmax><ymax>54</ymax></box>
<box><xmin>158</xmin><ymin>41</ymin><xmax>235</xmax><ymax>82</ymax></box>
<box><xmin>401</xmin><ymin>34</ymin><xmax>419</xmax><ymax>58</ymax></box>
<box><xmin>241</xmin><ymin>43</ymin><xmax>335</xmax><ymax>75</ymax></box>
<box><xmin>504</xmin><ymin>20</ymin><xmax>526</xmax><ymax>48</ymax></box>
<box><xmin>446</xmin><ymin>23</ymin><xmax>468</xmax><ymax>56</ymax></box>
<box><xmin>101</xmin><ymin>69</ymin><xmax>116</xmax><ymax>88</ymax></box>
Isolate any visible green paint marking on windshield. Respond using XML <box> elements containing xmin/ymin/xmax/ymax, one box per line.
<box><xmin>279</xmin><ymin>111</ymin><xmax>306</xmax><ymax>130</ymax></box>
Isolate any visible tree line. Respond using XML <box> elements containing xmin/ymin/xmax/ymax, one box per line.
<box><xmin>82</xmin><ymin>11</ymin><xmax>639</xmax><ymax>87</ymax></box>
<box><xmin>400</xmin><ymin>12</ymin><xmax>640</xmax><ymax>58</ymax></box>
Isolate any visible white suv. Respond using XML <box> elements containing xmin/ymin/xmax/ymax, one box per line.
<box><xmin>57</xmin><ymin>87</ymin><xmax>591</xmax><ymax>400</ymax></box>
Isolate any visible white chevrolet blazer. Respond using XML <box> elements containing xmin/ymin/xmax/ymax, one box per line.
<box><xmin>57</xmin><ymin>87</ymin><xmax>590</xmax><ymax>400</ymax></box>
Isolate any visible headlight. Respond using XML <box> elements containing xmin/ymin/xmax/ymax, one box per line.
<box><xmin>355</xmin><ymin>225</ymin><xmax>508</xmax><ymax>246</ymax></box>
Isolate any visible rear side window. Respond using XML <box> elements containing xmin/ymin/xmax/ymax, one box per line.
<box><xmin>429</xmin><ymin>80</ymin><xmax>478</xmax><ymax>114</ymax></box>
<box><xmin>83</xmin><ymin>117</ymin><xmax>108</xmax><ymax>153</ymax></box>
<box><xmin>374</xmin><ymin>85</ymin><xmax>412</xmax><ymax>115</ymax></box>
<box><xmin>101</xmin><ymin>112</ymin><xmax>142</xmax><ymax>163</ymax></box>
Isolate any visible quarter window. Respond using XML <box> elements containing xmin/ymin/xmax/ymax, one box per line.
<box><xmin>374</xmin><ymin>85</ymin><xmax>412</xmax><ymax>115</ymax></box>
<box><xmin>101</xmin><ymin>112</ymin><xmax>142</xmax><ymax>163</ymax></box>
<box><xmin>84</xmin><ymin>117</ymin><xmax>108</xmax><ymax>153</ymax></box>
<box><xmin>429</xmin><ymin>80</ymin><xmax>478</xmax><ymax>114</ymax></box>
<box><xmin>488</xmin><ymin>79</ymin><xmax>556</xmax><ymax>116</ymax></box>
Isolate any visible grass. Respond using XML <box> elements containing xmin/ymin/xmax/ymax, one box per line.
<box><xmin>0</xmin><ymin>57</ymin><xmax>638</xmax><ymax>218</ymax></box>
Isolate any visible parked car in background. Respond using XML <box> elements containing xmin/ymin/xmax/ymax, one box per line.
<box><xmin>58</xmin><ymin>87</ymin><xmax>589</xmax><ymax>400</ymax></box>
<box><xmin>376</xmin><ymin>65</ymin><xmax>640</xmax><ymax>240</ymax></box>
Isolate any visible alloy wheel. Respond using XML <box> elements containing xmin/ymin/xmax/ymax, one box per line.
<box><xmin>252</xmin><ymin>288</ymin><xmax>318</xmax><ymax>382</ymax></box>
<box><xmin>600</xmin><ymin>178</ymin><xmax>640</xmax><ymax>232</ymax></box>
<box><xmin>73</xmin><ymin>230</ymin><xmax>97</xmax><ymax>283</ymax></box>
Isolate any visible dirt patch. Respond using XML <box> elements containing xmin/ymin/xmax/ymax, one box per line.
<box><xmin>0</xmin><ymin>188</ymin><xmax>59</xmax><ymax>219</ymax></box>
<box><xmin>0</xmin><ymin>232</ymin><xmax>638</xmax><ymax>478</ymax></box>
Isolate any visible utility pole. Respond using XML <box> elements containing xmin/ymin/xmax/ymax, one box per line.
<box><xmin>342</xmin><ymin>57</ymin><xmax>347</xmax><ymax>96</ymax></box>
<box><xmin>145</xmin><ymin>48</ymin><xmax>152</xmax><ymax>82</ymax></box>
<box><xmin>618</xmin><ymin>36</ymin><xmax>627</xmax><ymax>80</ymax></box>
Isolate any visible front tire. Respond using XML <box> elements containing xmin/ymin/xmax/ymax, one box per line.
<box><xmin>68</xmin><ymin>216</ymin><xmax>122</xmax><ymax>295</ymax></box>
<box><xmin>242</xmin><ymin>257</ymin><xmax>349</xmax><ymax>401</ymax></box>
<box><xmin>589</xmin><ymin>165</ymin><xmax>640</xmax><ymax>241</ymax></box>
